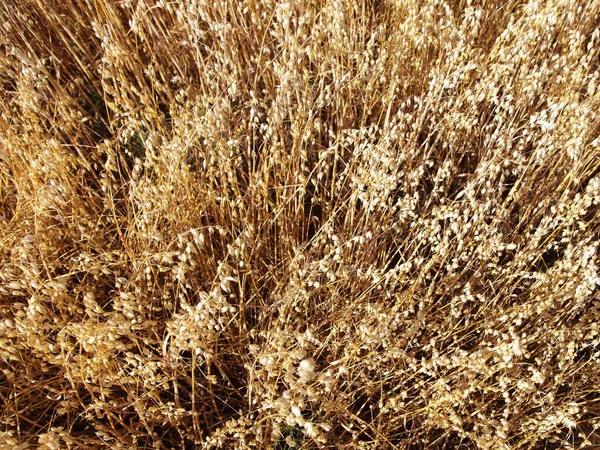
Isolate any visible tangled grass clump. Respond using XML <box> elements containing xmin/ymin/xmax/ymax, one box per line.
<box><xmin>1</xmin><ymin>0</ymin><xmax>600</xmax><ymax>448</ymax></box>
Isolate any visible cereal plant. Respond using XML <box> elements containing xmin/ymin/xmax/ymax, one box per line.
<box><xmin>1</xmin><ymin>0</ymin><xmax>600</xmax><ymax>448</ymax></box>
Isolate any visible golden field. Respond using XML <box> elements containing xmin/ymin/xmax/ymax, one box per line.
<box><xmin>1</xmin><ymin>0</ymin><xmax>600</xmax><ymax>448</ymax></box>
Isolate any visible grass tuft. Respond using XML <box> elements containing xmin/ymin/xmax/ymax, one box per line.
<box><xmin>1</xmin><ymin>0</ymin><xmax>600</xmax><ymax>448</ymax></box>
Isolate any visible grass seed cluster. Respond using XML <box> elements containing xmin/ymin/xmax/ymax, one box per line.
<box><xmin>1</xmin><ymin>0</ymin><xmax>600</xmax><ymax>448</ymax></box>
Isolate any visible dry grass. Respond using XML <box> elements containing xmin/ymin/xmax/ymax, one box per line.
<box><xmin>1</xmin><ymin>0</ymin><xmax>600</xmax><ymax>448</ymax></box>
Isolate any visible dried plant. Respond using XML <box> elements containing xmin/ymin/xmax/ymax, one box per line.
<box><xmin>1</xmin><ymin>0</ymin><xmax>600</xmax><ymax>448</ymax></box>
